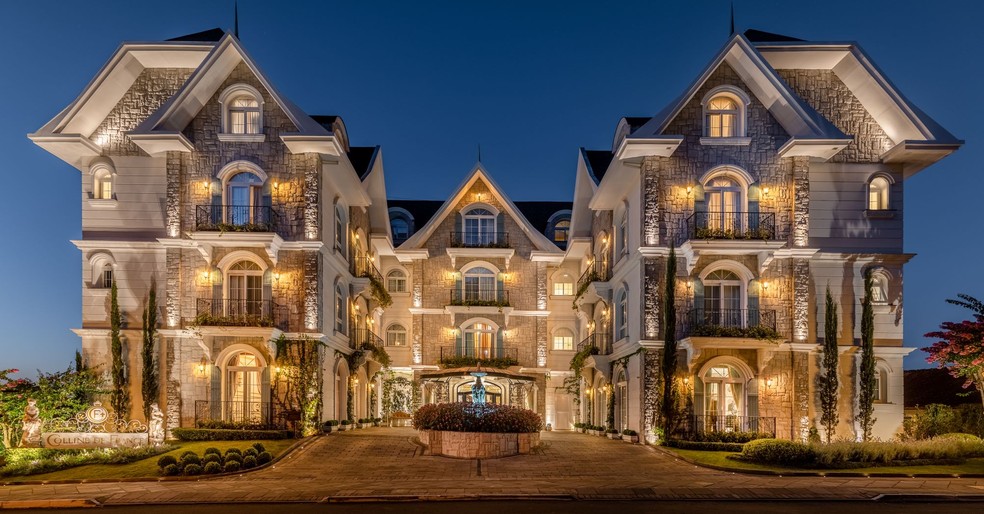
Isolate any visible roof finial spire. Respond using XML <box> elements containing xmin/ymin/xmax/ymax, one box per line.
<box><xmin>730</xmin><ymin>1</ymin><xmax>735</xmax><ymax>36</ymax></box>
<box><xmin>234</xmin><ymin>1</ymin><xmax>240</xmax><ymax>39</ymax></box>
<box><xmin>477</xmin><ymin>143</ymin><xmax>482</xmax><ymax>163</ymax></box>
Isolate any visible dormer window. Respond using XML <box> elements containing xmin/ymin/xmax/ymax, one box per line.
<box><xmin>88</xmin><ymin>160</ymin><xmax>116</xmax><ymax>206</ymax></box>
<box><xmin>706</xmin><ymin>96</ymin><xmax>738</xmax><ymax>137</ymax></box>
<box><xmin>219</xmin><ymin>84</ymin><xmax>265</xmax><ymax>142</ymax></box>
<box><xmin>701</xmin><ymin>87</ymin><xmax>749</xmax><ymax>144</ymax></box>
<box><xmin>868</xmin><ymin>176</ymin><xmax>890</xmax><ymax>210</ymax></box>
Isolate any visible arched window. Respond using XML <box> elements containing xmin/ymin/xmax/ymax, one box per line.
<box><xmin>334</xmin><ymin>206</ymin><xmax>346</xmax><ymax>252</ymax></box>
<box><xmin>700</xmin><ymin>360</ymin><xmax>750</xmax><ymax>422</ymax></box>
<box><xmin>227</xmin><ymin>260</ymin><xmax>263</xmax><ymax>316</ymax></box>
<box><xmin>462</xmin><ymin>321</ymin><xmax>497</xmax><ymax>359</ymax></box>
<box><xmin>868</xmin><ymin>176</ymin><xmax>891</xmax><ymax>210</ymax></box>
<box><xmin>616</xmin><ymin>211</ymin><xmax>628</xmax><ymax>257</ymax></box>
<box><xmin>874</xmin><ymin>362</ymin><xmax>890</xmax><ymax>403</ymax></box>
<box><xmin>386</xmin><ymin>269</ymin><xmax>407</xmax><ymax>293</ymax></box>
<box><xmin>616</xmin><ymin>369</ymin><xmax>628</xmax><ymax>431</ymax></box>
<box><xmin>220</xmin><ymin>84</ymin><xmax>264</xmax><ymax>136</ymax></box>
<box><xmin>553</xmin><ymin>328</ymin><xmax>574</xmax><ymax>351</ymax></box>
<box><xmin>703</xmin><ymin>269</ymin><xmax>743</xmax><ymax>327</ymax></box>
<box><xmin>615</xmin><ymin>289</ymin><xmax>628</xmax><ymax>340</ymax></box>
<box><xmin>704</xmin><ymin>176</ymin><xmax>742</xmax><ymax>233</ymax></box>
<box><xmin>554</xmin><ymin>219</ymin><xmax>570</xmax><ymax>243</ymax></box>
<box><xmin>463</xmin><ymin>266</ymin><xmax>498</xmax><ymax>303</ymax></box>
<box><xmin>391</xmin><ymin>218</ymin><xmax>409</xmax><ymax>242</ymax></box>
<box><xmin>869</xmin><ymin>269</ymin><xmax>890</xmax><ymax>304</ymax></box>
<box><xmin>226</xmin><ymin>172</ymin><xmax>263</xmax><ymax>226</ymax></box>
<box><xmin>462</xmin><ymin>207</ymin><xmax>496</xmax><ymax>246</ymax></box>
<box><xmin>552</xmin><ymin>271</ymin><xmax>574</xmax><ymax>296</ymax></box>
<box><xmin>93</xmin><ymin>169</ymin><xmax>113</xmax><ymax>199</ymax></box>
<box><xmin>225</xmin><ymin>351</ymin><xmax>263</xmax><ymax>422</ymax></box>
<box><xmin>386</xmin><ymin>323</ymin><xmax>407</xmax><ymax>347</ymax></box>
<box><xmin>99</xmin><ymin>263</ymin><xmax>114</xmax><ymax>288</ymax></box>
<box><xmin>702</xmin><ymin>88</ymin><xmax>747</xmax><ymax>139</ymax></box>
<box><xmin>334</xmin><ymin>285</ymin><xmax>346</xmax><ymax>334</ymax></box>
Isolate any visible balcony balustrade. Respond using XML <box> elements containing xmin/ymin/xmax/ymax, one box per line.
<box><xmin>449</xmin><ymin>288</ymin><xmax>509</xmax><ymax>307</ymax></box>
<box><xmin>683</xmin><ymin>211</ymin><xmax>777</xmax><ymax>242</ymax></box>
<box><xmin>575</xmin><ymin>260</ymin><xmax>611</xmax><ymax>300</ymax></box>
<box><xmin>686</xmin><ymin>415</ymin><xmax>777</xmax><ymax>437</ymax></box>
<box><xmin>686</xmin><ymin>308</ymin><xmax>778</xmax><ymax>338</ymax></box>
<box><xmin>439</xmin><ymin>345</ymin><xmax>518</xmax><ymax>366</ymax></box>
<box><xmin>350</xmin><ymin>327</ymin><xmax>384</xmax><ymax>350</ymax></box>
<box><xmin>195</xmin><ymin>298</ymin><xmax>288</xmax><ymax>330</ymax></box>
<box><xmin>449</xmin><ymin>231</ymin><xmax>509</xmax><ymax>248</ymax></box>
<box><xmin>576</xmin><ymin>332</ymin><xmax>612</xmax><ymax>355</ymax></box>
<box><xmin>351</xmin><ymin>251</ymin><xmax>383</xmax><ymax>284</ymax></box>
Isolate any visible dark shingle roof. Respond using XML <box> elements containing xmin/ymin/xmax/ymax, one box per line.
<box><xmin>348</xmin><ymin>146</ymin><xmax>379</xmax><ymax>181</ymax></box>
<box><xmin>904</xmin><ymin>368</ymin><xmax>982</xmax><ymax>408</ymax></box>
<box><xmin>744</xmin><ymin>29</ymin><xmax>804</xmax><ymax>43</ymax></box>
<box><xmin>386</xmin><ymin>200</ymin><xmax>444</xmax><ymax>231</ymax></box>
<box><xmin>309</xmin><ymin>115</ymin><xmax>338</xmax><ymax>132</ymax></box>
<box><xmin>624</xmin><ymin>117</ymin><xmax>651</xmax><ymax>132</ymax></box>
<box><xmin>583</xmin><ymin>149</ymin><xmax>614</xmax><ymax>184</ymax></box>
<box><xmin>514</xmin><ymin>201</ymin><xmax>573</xmax><ymax>234</ymax></box>
<box><xmin>167</xmin><ymin>28</ymin><xmax>226</xmax><ymax>42</ymax></box>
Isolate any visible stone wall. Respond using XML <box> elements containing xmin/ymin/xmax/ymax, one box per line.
<box><xmin>421</xmin><ymin>430</ymin><xmax>539</xmax><ymax>458</ymax></box>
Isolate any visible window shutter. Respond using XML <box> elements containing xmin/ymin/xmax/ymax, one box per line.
<box><xmin>262</xmin><ymin>193</ymin><xmax>273</xmax><ymax>228</ymax></box>
<box><xmin>210</xmin><ymin>367</ymin><xmax>221</xmax><ymax>408</ymax></box>
<box><xmin>747</xmin><ymin>379</ymin><xmax>759</xmax><ymax>419</ymax></box>
<box><xmin>212</xmin><ymin>279</ymin><xmax>222</xmax><ymax>307</ymax></box>
<box><xmin>455</xmin><ymin>212</ymin><xmax>462</xmax><ymax>241</ymax></box>
<box><xmin>692</xmin><ymin>277</ymin><xmax>705</xmax><ymax>314</ymax></box>
<box><xmin>455</xmin><ymin>330</ymin><xmax>463</xmax><ymax>356</ymax></box>
<box><xmin>496</xmin><ymin>328</ymin><xmax>504</xmax><ymax>359</ymax></box>
<box><xmin>211</xmin><ymin>192</ymin><xmax>222</xmax><ymax>224</ymax></box>
<box><xmin>747</xmin><ymin>280</ymin><xmax>760</xmax><ymax>327</ymax></box>
<box><xmin>693</xmin><ymin>376</ymin><xmax>705</xmax><ymax>419</ymax></box>
<box><xmin>496</xmin><ymin>274</ymin><xmax>505</xmax><ymax>304</ymax></box>
<box><xmin>496</xmin><ymin>213</ymin><xmax>504</xmax><ymax>239</ymax></box>
<box><xmin>454</xmin><ymin>274</ymin><xmax>462</xmax><ymax>304</ymax></box>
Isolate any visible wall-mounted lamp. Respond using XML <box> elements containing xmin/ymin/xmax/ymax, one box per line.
<box><xmin>686</xmin><ymin>185</ymin><xmax>694</xmax><ymax>196</ymax></box>
<box><xmin>762</xmin><ymin>281</ymin><xmax>770</xmax><ymax>291</ymax></box>
<box><xmin>273</xmin><ymin>271</ymin><xmax>281</xmax><ymax>283</ymax></box>
<box><xmin>272</xmin><ymin>181</ymin><xmax>280</xmax><ymax>190</ymax></box>
<box><xmin>766</xmin><ymin>377</ymin><xmax>774</xmax><ymax>388</ymax></box>
<box><xmin>601</xmin><ymin>235</ymin><xmax>609</xmax><ymax>245</ymax></box>
<box><xmin>202</xmin><ymin>180</ymin><xmax>211</xmax><ymax>194</ymax></box>
<box><xmin>475</xmin><ymin>192</ymin><xmax>484</xmax><ymax>202</ymax></box>
<box><xmin>762</xmin><ymin>187</ymin><xmax>771</xmax><ymax>198</ymax></box>
<box><xmin>683</xmin><ymin>376</ymin><xmax>689</xmax><ymax>386</ymax></box>
<box><xmin>686</xmin><ymin>279</ymin><xmax>693</xmax><ymax>290</ymax></box>
<box><xmin>195</xmin><ymin>357</ymin><xmax>208</xmax><ymax>378</ymax></box>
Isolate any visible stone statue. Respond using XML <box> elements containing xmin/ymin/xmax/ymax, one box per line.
<box><xmin>148</xmin><ymin>403</ymin><xmax>165</xmax><ymax>446</ymax></box>
<box><xmin>20</xmin><ymin>399</ymin><xmax>41</xmax><ymax>447</ymax></box>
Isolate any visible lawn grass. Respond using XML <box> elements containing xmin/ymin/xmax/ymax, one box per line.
<box><xmin>12</xmin><ymin>439</ymin><xmax>297</xmax><ymax>482</ymax></box>
<box><xmin>666</xmin><ymin>448</ymin><xmax>984</xmax><ymax>475</ymax></box>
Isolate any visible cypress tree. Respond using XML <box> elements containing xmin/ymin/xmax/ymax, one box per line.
<box><xmin>141</xmin><ymin>282</ymin><xmax>159</xmax><ymax>418</ymax></box>
<box><xmin>660</xmin><ymin>246</ymin><xmax>678</xmax><ymax>434</ymax></box>
<box><xmin>75</xmin><ymin>350</ymin><xmax>84</xmax><ymax>372</ymax></box>
<box><xmin>819</xmin><ymin>286</ymin><xmax>839</xmax><ymax>443</ymax></box>
<box><xmin>109</xmin><ymin>281</ymin><xmax>129</xmax><ymax>418</ymax></box>
<box><xmin>858</xmin><ymin>269</ymin><xmax>877</xmax><ymax>441</ymax></box>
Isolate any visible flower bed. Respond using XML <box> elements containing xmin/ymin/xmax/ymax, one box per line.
<box><xmin>413</xmin><ymin>403</ymin><xmax>542</xmax><ymax>458</ymax></box>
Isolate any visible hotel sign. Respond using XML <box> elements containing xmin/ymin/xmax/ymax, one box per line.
<box><xmin>41</xmin><ymin>432</ymin><xmax>149</xmax><ymax>449</ymax></box>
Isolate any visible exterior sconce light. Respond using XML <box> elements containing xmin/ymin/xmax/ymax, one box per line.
<box><xmin>202</xmin><ymin>180</ymin><xmax>210</xmax><ymax>194</ymax></box>
<box><xmin>353</xmin><ymin>377</ymin><xmax>360</xmax><ymax>387</ymax></box>
<box><xmin>273</xmin><ymin>271</ymin><xmax>281</xmax><ymax>283</ymax></box>
<box><xmin>686</xmin><ymin>185</ymin><xmax>693</xmax><ymax>196</ymax></box>
<box><xmin>683</xmin><ymin>377</ymin><xmax>689</xmax><ymax>386</ymax></box>
<box><xmin>762</xmin><ymin>281</ymin><xmax>769</xmax><ymax>291</ymax></box>
<box><xmin>766</xmin><ymin>377</ymin><xmax>774</xmax><ymax>388</ymax></box>
<box><xmin>201</xmin><ymin>270</ymin><xmax>211</xmax><ymax>283</ymax></box>
<box><xmin>762</xmin><ymin>187</ymin><xmax>771</xmax><ymax>198</ymax></box>
<box><xmin>686</xmin><ymin>279</ymin><xmax>693</xmax><ymax>290</ymax></box>
<box><xmin>354</xmin><ymin>303</ymin><xmax>360</xmax><ymax>312</ymax></box>
<box><xmin>273</xmin><ymin>181</ymin><xmax>280</xmax><ymax>190</ymax></box>
<box><xmin>601</xmin><ymin>235</ymin><xmax>609</xmax><ymax>245</ymax></box>
<box><xmin>476</xmin><ymin>193</ymin><xmax>484</xmax><ymax>202</ymax></box>
<box><xmin>195</xmin><ymin>357</ymin><xmax>208</xmax><ymax>378</ymax></box>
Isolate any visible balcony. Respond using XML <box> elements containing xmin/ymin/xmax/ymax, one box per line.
<box><xmin>439</xmin><ymin>346</ymin><xmax>519</xmax><ymax>367</ymax></box>
<box><xmin>195</xmin><ymin>205</ymin><xmax>290</xmax><ymax>236</ymax></box>
<box><xmin>575</xmin><ymin>260</ymin><xmax>611</xmax><ymax>300</ymax></box>
<box><xmin>683</xmin><ymin>212</ymin><xmax>777</xmax><ymax>242</ymax></box>
<box><xmin>195</xmin><ymin>298</ymin><xmax>288</xmax><ymax>330</ymax></box>
<box><xmin>449</xmin><ymin>231</ymin><xmax>509</xmax><ymax>248</ymax></box>
<box><xmin>350</xmin><ymin>327</ymin><xmax>384</xmax><ymax>350</ymax></box>
<box><xmin>686</xmin><ymin>308</ymin><xmax>779</xmax><ymax>339</ymax></box>
<box><xmin>576</xmin><ymin>332</ymin><xmax>612</xmax><ymax>355</ymax></box>
<box><xmin>449</xmin><ymin>288</ymin><xmax>510</xmax><ymax>307</ymax></box>
<box><xmin>686</xmin><ymin>415</ymin><xmax>777</xmax><ymax>438</ymax></box>
<box><xmin>351</xmin><ymin>251</ymin><xmax>382</xmax><ymax>284</ymax></box>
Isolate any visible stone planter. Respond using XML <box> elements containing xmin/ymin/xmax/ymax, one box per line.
<box><xmin>622</xmin><ymin>434</ymin><xmax>639</xmax><ymax>443</ymax></box>
<box><xmin>339</xmin><ymin>424</ymin><xmax>349</xmax><ymax>431</ymax></box>
<box><xmin>419</xmin><ymin>430</ymin><xmax>540</xmax><ymax>459</ymax></box>
<box><xmin>607</xmin><ymin>432</ymin><xmax>620</xmax><ymax>439</ymax></box>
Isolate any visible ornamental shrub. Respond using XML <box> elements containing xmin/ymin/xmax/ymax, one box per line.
<box><xmin>242</xmin><ymin>455</ymin><xmax>257</xmax><ymax>469</ymax></box>
<box><xmin>621</xmin><ymin>429</ymin><xmax>638</xmax><ymax>436</ymax></box>
<box><xmin>665</xmin><ymin>440</ymin><xmax>745</xmax><ymax>452</ymax></box>
<box><xmin>243</xmin><ymin>447</ymin><xmax>258</xmax><ymax>458</ymax></box>
<box><xmin>224</xmin><ymin>448</ymin><xmax>242</xmax><ymax>455</ymax></box>
<box><xmin>157</xmin><ymin>455</ymin><xmax>177</xmax><ymax>468</ymax></box>
<box><xmin>256</xmin><ymin>451</ymin><xmax>272</xmax><ymax>465</ymax></box>
<box><xmin>183</xmin><ymin>463</ymin><xmax>202</xmax><ymax>476</ymax></box>
<box><xmin>203</xmin><ymin>461</ymin><xmax>222</xmax><ymax>474</ymax></box>
<box><xmin>223</xmin><ymin>460</ymin><xmax>241</xmax><ymax>473</ymax></box>
<box><xmin>180</xmin><ymin>453</ymin><xmax>202</xmax><ymax>467</ymax></box>
<box><xmin>170</xmin><ymin>428</ymin><xmax>294</xmax><ymax>441</ymax></box>
<box><xmin>740</xmin><ymin>439</ymin><xmax>816</xmax><ymax>466</ymax></box>
<box><xmin>180</xmin><ymin>450</ymin><xmax>197</xmax><ymax>460</ymax></box>
<box><xmin>692</xmin><ymin>431</ymin><xmax>774</xmax><ymax>444</ymax></box>
<box><xmin>412</xmin><ymin>402</ymin><xmax>543</xmax><ymax>433</ymax></box>
<box><xmin>161</xmin><ymin>464</ymin><xmax>180</xmax><ymax>476</ymax></box>
<box><xmin>203</xmin><ymin>447</ymin><xmax>222</xmax><ymax>456</ymax></box>
<box><xmin>202</xmin><ymin>453</ymin><xmax>221</xmax><ymax>465</ymax></box>
<box><xmin>223</xmin><ymin>452</ymin><xmax>243</xmax><ymax>464</ymax></box>
<box><xmin>252</xmin><ymin>442</ymin><xmax>266</xmax><ymax>453</ymax></box>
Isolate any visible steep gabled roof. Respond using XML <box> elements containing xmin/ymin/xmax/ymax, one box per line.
<box><xmin>349</xmin><ymin>146</ymin><xmax>379</xmax><ymax>181</ymax></box>
<box><xmin>630</xmin><ymin>33</ymin><xmax>847</xmax><ymax>144</ymax></box>
<box><xmin>167</xmin><ymin>28</ymin><xmax>226</xmax><ymax>42</ymax></box>
<box><xmin>396</xmin><ymin>163</ymin><xmax>563</xmax><ymax>253</ymax></box>
<box><xmin>131</xmin><ymin>33</ymin><xmax>329</xmax><ymax>137</ymax></box>
<box><xmin>514</xmin><ymin>201</ymin><xmax>573</xmax><ymax>235</ymax></box>
<box><xmin>582</xmin><ymin>149</ymin><xmax>614</xmax><ymax>185</ymax></box>
<box><xmin>743</xmin><ymin>29</ymin><xmax>804</xmax><ymax>43</ymax></box>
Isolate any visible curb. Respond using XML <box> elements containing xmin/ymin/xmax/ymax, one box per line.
<box><xmin>0</xmin><ymin>435</ymin><xmax>317</xmax><ymax>486</ymax></box>
<box><xmin>651</xmin><ymin>444</ymin><xmax>984</xmax><ymax>479</ymax></box>
<box><xmin>0</xmin><ymin>498</ymin><xmax>101</xmax><ymax>509</ymax></box>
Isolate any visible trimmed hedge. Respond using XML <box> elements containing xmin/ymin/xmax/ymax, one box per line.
<box><xmin>736</xmin><ymin>436</ymin><xmax>984</xmax><ymax>469</ymax></box>
<box><xmin>739</xmin><ymin>439</ymin><xmax>815</xmax><ymax>466</ymax></box>
<box><xmin>690</xmin><ymin>431</ymin><xmax>774</xmax><ymax>444</ymax></box>
<box><xmin>665</xmin><ymin>440</ymin><xmax>745</xmax><ymax>452</ymax></box>
<box><xmin>171</xmin><ymin>428</ymin><xmax>294</xmax><ymax>441</ymax></box>
<box><xmin>413</xmin><ymin>402</ymin><xmax>542</xmax><ymax>433</ymax></box>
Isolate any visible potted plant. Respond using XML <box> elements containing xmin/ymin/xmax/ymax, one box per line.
<box><xmin>373</xmin><ymin>417</ymin><xmax>382</xmax><ymax>427</ymax></box>
<box><xmin>323</xmin><ymin>420</ymin><xmax>339</xmax><ymax>433</ymax></box>
<box><xmin>573</xmin><ymin>422</ymin><xmax>583</xmax><ymax>433</ymax></box>
<box><xmin>340</xmin><ymin>419</ymin><xmax>351</xmax><ymax>431</ymax></box>
<box><xmin>606</xmin><ymin>428</ymin><xmax>620</xmax><ymax>439</ymax></box>
<box><xmin>621</xmin><ymin>429</ymin><xmax>639</xmax><ymax>443</ymax></box>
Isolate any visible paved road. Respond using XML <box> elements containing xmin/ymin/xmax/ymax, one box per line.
<box><xmin>3</xmin><ymin>428</ymin><xmax>984</xmax><ymax>506</ymax></box>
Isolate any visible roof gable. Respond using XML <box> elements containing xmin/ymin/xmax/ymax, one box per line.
<box><xmin>396</xmin><ymin>163</ymin><xmax>562</xmax><ymax>253</ymax></box>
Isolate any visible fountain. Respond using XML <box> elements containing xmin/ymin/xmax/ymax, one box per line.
<box><xmin>470</xmin><ymin>364</ymin><xmax>487</xmax><ymax>407</ymax></box>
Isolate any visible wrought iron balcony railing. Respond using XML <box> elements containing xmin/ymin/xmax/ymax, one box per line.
<box><xmin>683</xmin><ymin>211</ymin><xmax>777</xmax><ymax>242</ymax></box>
<box><xmin>575</xmin><ymin>260</ymin><xmax>612</xmax><ymax>300</ymax></box>
<box><xmin>686</xmin><ymin>415</ymin><xmax>777</xmax><ymax>437</ymax></box>
<box><xmin>449</xmin><ymin>231</ymin><xmax>510</xmax><ymax>248</ymax></box>
<box><xmin>350</xmin><ymin>327</ymin><xmax>384</xmax><ymax>350</ymax></box>
<box><xmin>351</xmin><ymin>251</ymin><xmax>383</xmax><ymax>284</ymax></box>
<box><xmin>196</xmin><ymin>205</ymin><xmax>278</xmax><ymax>233</ymax></box>
<box><xmin>439</xmin><ymin>345</ymin><xmax>518</xmax><ymax>365</ymax></box>
<box><xmin>194</xmin><ymin>400</ymin><xmax>285</xmax><ymax>429</ymax></box>
<box><xmin>686</xmin><ymin>308</ymin><xmax>778</xmax><ymax>338</ymax></box>
<box><xmin>576</xmin><ymin>332</ymin><xmax>612</xmax><ymax>355</ymax></box>
<box><xmin>195</xmin><ymin>298</ymin><xmax>288</xmax><ymax>330</ymax></box>
<box><xmin>449</xmin><ymin>288</ymin><xmax>510</xmax><ymax>307</ymax></box>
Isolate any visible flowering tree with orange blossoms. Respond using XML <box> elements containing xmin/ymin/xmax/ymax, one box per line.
<box><xmin>923</xmin><ymin>294</ymin><xmax>984</xmax><ymax>409</ymax></box>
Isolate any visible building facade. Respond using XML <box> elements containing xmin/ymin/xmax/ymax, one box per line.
<box><xmin>32</xmin><ymin>29</ymin><xmax>959</xmax><ymax>441</ymax></box>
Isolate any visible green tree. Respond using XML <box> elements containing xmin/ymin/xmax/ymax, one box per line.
<box><xmin>109</xmin><ymin>281</ymin><xmax>129</xmax><ymax>418</ymax></box>
<box><xmin>75</xmin><ymin>350</ymin><xmax>84</xmax><ymax>372</ymax></box>
<box><xmin>141</xmin><ymin>282</ymin><xmax>159</xmax><ymax>419</ymax></box>
<box><xmin>857</xmin><ymin>270</ymin><xmax>877</xmax><ymax>441</ymax></box>
<box><xmin>818</xmin><ymin>286</ymin><xmax>840</xmax><ymax>443</ymax></box>
<box><xmin>923</xmin><ymin>294</ymin><xmax>984</xmax><ymax>409</ymax></box>
<box><xmin>0</xmin><ymin>369</ymin><xmax>32</xmax><ymax>449</ymax></box>
<box><xmin>272</xmin><ymin>335</ymin><xmax>324</xmax><ymax>436</ymax></box>
<box><xmin>660</xmin><ymin>246</ymin><xmax>678</xmax><ymax>434</ymax></box>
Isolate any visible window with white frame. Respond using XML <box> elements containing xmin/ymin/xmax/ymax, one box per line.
<box><xmin>705</xmin><ymin>96</ymin><xmax>740</xmax><ymax>137</ymax></box>
<box><xmin>225</xmin><ymin>351</ymin><xmax>263</xmax><ymax>422</ymax></box>
<box><xmin>463</xmin><ymin>321</ymin><xmax>496</xmax><ymax>359</ymax></box>
<box><xmin>334</xmin><ymin>206</ymin><xmax>346</xmax><ymax>252</ymax></box>
<box><xmin>386</xmin><ymin>324</ymin><xmax>407</xmax><ymax>346</ymax></box>
<box><xmin>225</xmin><ymin>172</ymin><xmax>263</xmax><ymax>226</ymax></box>
<box><xmin>99</xmin><ymin>263</ymin><xmax>114</xmax><ymax>288</ymax></box>
<box><xmin>553</xmin><ymin>328</ymin><xmax>574</xmax><ymax>351</ymax></box>
<box><xmin>334</xmin><ymin>285</ymin><xmax>346</xmax><ymax>334</ymax></box>
<box><xmin>90</xmin><ymin>161</ymin><xmax>115</xmax><ymax>200</ymax></box>
<box><xmin>868</xmin><ymin>176</ymin><xmax>890</xmax><ymax>210</ymax></box>
<box><xmin>870</xmin><ymin>270</ymin><xmax>889</xmax><ymax>304</ymax></box>
<box><xmin>219</xmin><ymin>84</ymin><xmax>264</xmax><ymax>136</ymax></box>
<box><xmin>553</xmin><ymin>272</ymin><xmax>574</xmax><ymax>296</ymax></box>
<box><xmin>703</xmin><ymin>269</ymin><xmax>744</xmax><ymax>327</ymax></box>
<box><xmin>553</xmin><ymin>219</ymin><xmax>570</xmax><ymax>243</ymax></box>
<box><xmin>616</xmin><ymin>289</ymin><xmax>628</xmax><ymax>340</ymax></box>
<box><xmin>463</xmin><ymin>266</ymin><xmax>498</xmax><ymax>303</ymax></box>
<box><xmin>387</xmin><ymin>270</ymin><xmax>407</xmax><ymax>293</ymax></box>
<box><xmin>462</xmin><ymin>207</ymin><xmax>496</xmax><ymax>246</ymax></box>
<box><xmin>616</xmin><ymin>212</ymin><xmax>627</xmax><ymax>257</ymax></box>
<box><xmin>226</xmin><ymin>260</ymin><xmax>263</xmax><ymax>316</ymax></box>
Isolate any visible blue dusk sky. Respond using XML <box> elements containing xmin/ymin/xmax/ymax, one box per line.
<box><xmin>0</xmin><ymin>0</ymin><xmax>979</xmax><ymax>377</ymax></box>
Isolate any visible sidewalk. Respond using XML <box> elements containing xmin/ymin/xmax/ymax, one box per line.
<box><xmin>2</xmin><ymin>428</ymin><xmax>983</xmax><ymax>506</ymax></box>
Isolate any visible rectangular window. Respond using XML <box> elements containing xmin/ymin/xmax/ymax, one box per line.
<box><xmin>553</xmin><ymin>282</ymin><xmax>574</xmax><ymax>296</ymax></box>
<box><xmin>553</xmin><ymin>335</ymin><xmax>573</xmax><ymax>351</ymax></box>
<box><xmin>387</xmin><ymin>331</ymin><xmax>407</xmax><ymax>347</ymax></box>
<box><xmin>99</xmin><ymin>180</ymin><xmax>112</xmax><ymax>200</ymax></box>
<box><xmin>101</xmin><ymin>269</ymin><xmax>114</xmax><ymax>288</ymax></box>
